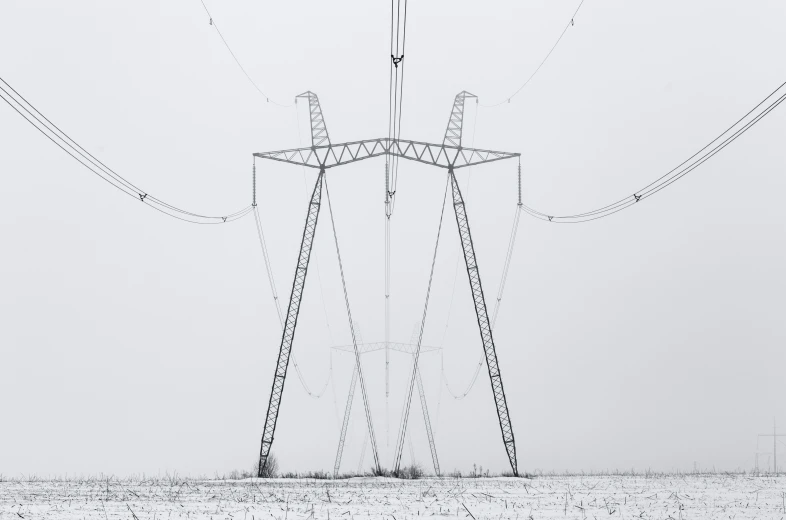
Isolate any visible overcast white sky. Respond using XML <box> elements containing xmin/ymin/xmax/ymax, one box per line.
<box><xmin>1</xmin><ymin>0</ymin><xmax>785</xmax><ymax>477</ymax></box>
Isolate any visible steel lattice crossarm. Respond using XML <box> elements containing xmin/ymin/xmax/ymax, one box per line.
<box><xmin>296</xmin><ymin>91</ymin><xmax>331</xmax><ymax>147</ymax></box>
<box><xmin>254</xmin><ymin>138</ymin><xmax>519</xmax><ymax>170</ymax></box>
<box><xmin>444</xmin><ymin>91</ymin><xmax>477</xmax><ymax>147</ymax></box>
<box><xmin>331</xmin><ymin>341</ymin><xmax>441</xmax><ymax>355</ymax></box>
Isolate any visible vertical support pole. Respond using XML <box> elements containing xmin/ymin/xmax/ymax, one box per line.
<box><xmin>252</xmin><ymin>159</ymin><xmax>257</xmax><ymax>207</ymax></box>
<box><xmin>334</xmin><ymin>364</ymin><xmax>359</xmax><ymax>476</ymax></box>
<box><xmin>384</xmin><ymin>160</ymin><xmax>391</xmax><ymax>454</ymax></box>
<box><xmin>772</xmin><ymin>417</ymin><xmax>778</xmax><ymax>475</ymax></box>
<box><xmin>325</xmin><ymin>178</ymin><xmax>382</xmax><ymax>475</ymax></box>
<box><xmin>258</xmin><ymin>168</ymin><xmax>325</xmax><ymax>477</ymax></box>
<box><xmin>334</xmin><ymin>324</ymin><xmax>370</xmax><ymax>477</ymax></box>
<box><xmin>393</xmin><ymin>173</ymin><xmax>448</xmax><ymax>476</ymax></box>
<box><xmin>357</xmin><ymin>427</ymin><xmax>369</xmax><ymax>475</ymax></box>
<box><xmin>448</xmin><ymin>166</ymin><xmax>519</xmax><ymax>476</ymax></box>
<box><xmin>415</xmin><ymin>367</ymin><xmax>441</xmax><ymax>475</ymax></box>
<box><xmin>517</xmin><ymin>157</ymin><xmax>522</xmax><ymax>207</ymax></box>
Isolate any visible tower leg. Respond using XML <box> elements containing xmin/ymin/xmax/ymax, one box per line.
<box><xmin>416</xmin><ymin>367</ymin><xmax>440</xmax><ymax>475</ymax></box>
<box><xmin>448</xmin><ymin>167</ymin><xmax>518</xmax><ymax>476</ymax></box>
<box><xmin>333</xmin><ymin>364</ymin><xmax>359</xmax><ymax>476</ymax></box>
<box><xmin>258</xmin><ymin>169</ymin><xmax>325</xmax><ymax>477</ymax></box>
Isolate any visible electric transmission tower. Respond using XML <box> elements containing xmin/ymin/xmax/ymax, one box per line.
<box><xmin>330</xmin><ymin>340</ymin><xmax>441</xmax><ymax>476</ymax></box>
<box><xmin>254</xmin><ymin>90</ymin><xmax>521</xmax><ymax>477</ymax></box>
<box><xmin>759</xmin><ymin>419</ymin><xmax>786</xmax><ymax>474</ymax></box>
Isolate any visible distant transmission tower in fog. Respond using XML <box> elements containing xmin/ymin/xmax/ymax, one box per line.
<box><xmin>759</xmin><ymin>418</ymin><xmax>786</xmax><ymax>474</ymax></box>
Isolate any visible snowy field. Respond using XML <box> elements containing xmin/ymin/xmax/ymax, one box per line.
<box><xmin>2</xmin><ymin>474</ymin><xmax>785</xmax><ymax>519</ymax></box>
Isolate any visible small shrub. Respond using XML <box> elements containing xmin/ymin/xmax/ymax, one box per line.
<box><xmin>372</xmin><ymin>466</ymin><xmax>391</xmax><ymax>477</ymax></box>
<box><xmin>306</xmin><ymin>470</ymin><xmax>331</xmax><ymax>480</ymax></box>
<box><xmin>395</xmin><ymin>463</ymin><xmax>424</xmax><ymax>480</ymax></box>
<box><xmin>258</xmin><ymin>453</ymin><xmax>279</xmax><ymax>478</ymax></box>
<box><xmin>501</xmin><ymin>470</ymin><xmax>530</xmax><ymax>478</ymax></box>
<box><xmin>281</xmin><ymin>470</ymin><xmax>331</xmax><ymax>479</ymax></box>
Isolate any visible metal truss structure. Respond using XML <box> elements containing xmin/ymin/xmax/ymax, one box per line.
<box><xmin>254</xmin><ymin>139</ymin><xmax>517</xmax><ymax>171</ymax></box>
<box><xmin>443</xmin><ymin>91</ymin><xmax>476</xmax><ymax>147</ymax></box>
<box><xmin>257</xmin><ymin>94</ymin><xmax>380</xmax><ymax>478</ymax></box>
<box><xmin>255</xmin><ymin>89</ymin><xmax>521</xmax><ymax>477</ymax></box>
<box><xmin>449</xmin><ymin>167</ymin><xmax>517</xmax><ymax>476</ymax></box>
<box><xmin>257</xmin><ymin>168</ymin><xmax>323</xmax><ymax>477</ymax></box>
<box><xmin>298</xmin><ymin>91</ymin><xmax>331</xmax><ymax>147</ymax></box>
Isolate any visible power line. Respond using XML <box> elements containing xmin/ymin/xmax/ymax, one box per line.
<box><xmin>383</xmin><ymin>0</ymin><xmax>410</xmax><ymax>462</ymax></box>
<box><xmin>520</xmin><ymin>80</ymin><xmax>786</xmax><ymax>224</ymax></box>
<box><xmin>0</xmin><ymin>76</ymin><xmax>251</xmax><ymax>225</ymax></box>
<box><xmin>481</xmin><ymin>0</ymin><xmax>586</xmax><ymax>108</ymax></box>
<box><xmin>387</xmin><ymin>0</ymin><xmax>409</xmax><ymax>215</ymax></box>
<box><xmin>197</xmin><ymin>0</ymin><xmax>293</xmax><ymax>107</ymax></box>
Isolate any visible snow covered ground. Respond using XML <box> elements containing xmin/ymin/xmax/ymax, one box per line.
<box><xmin>1</xmin><ymin>474</ymin><xmax>785</xmax><ymax>519</ymax></box>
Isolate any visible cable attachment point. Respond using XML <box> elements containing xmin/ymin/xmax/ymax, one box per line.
<box><xmin>634</xmin><ymin>194</ymin><xmax>642</xmax><ymax>202</ymax></box>
<box><xmin>209</xmin><ymin>18</ymin><xmax>213</xmax><ymax>25</ymax></box>
<box><xmin>139</xmin><ymin>193</ymin><xmax>147</xmax><ymax>202</ymax></box>
<box><xmin>571</xmin><ymin>18</ymin><xmax>574</xmax><ymax>26</ymax></box>
<box><xmin>391</xmin><ymin>54</ymin><xmax>404</xmax><ymax>68</ymax></box>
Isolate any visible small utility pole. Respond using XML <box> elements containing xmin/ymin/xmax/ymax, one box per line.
<box><xmin>759</xmin><ymin>419</ymin><xmax>786</xmax><ymax>473</ymax></box>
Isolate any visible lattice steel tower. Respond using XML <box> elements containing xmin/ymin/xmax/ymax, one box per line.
<box><xmin>254</xmin><ymin>90</ymin><xmax>520</xmax><ymax>477</ymax></box>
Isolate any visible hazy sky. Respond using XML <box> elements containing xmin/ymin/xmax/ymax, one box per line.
<box><xmin>1</xmin><ymin>0</ymin><xmax>785</xmax><ymax>477</ymax></box>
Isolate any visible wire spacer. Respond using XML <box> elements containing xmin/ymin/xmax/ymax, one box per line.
<box><xmin>139</xmin><ymin>193</ymin><xmax>147</xmax><ymax>202</ymax></box>
<box><xmin>548</xmin><ymin>216</ymin><xmax>553</xmax><ymax>221</ymax></box>
<box><xmin>634</xmin><ymin>194</ymin><xmax>641</xmax><ymax>202</ymax></box>
<box><xmin>222</xmin><ymin>216</ymin><xmax>227</xmax><ymax>222</ymax></box>
<box><xmin>391</xmin><ymin>54</ymin><xmax>404</xmax><ymax>68</ymax></box>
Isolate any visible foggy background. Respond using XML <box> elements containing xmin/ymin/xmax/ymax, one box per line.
<box><xmin>1</xmin><ymin>0</ymin><xmax>785</xmax><ymax>477</ymax></box>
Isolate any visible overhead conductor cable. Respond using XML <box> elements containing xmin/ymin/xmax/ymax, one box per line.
<box><xmin>0</xmin><ymin>76</ymin><xmax>251</xmax><ymax>224</ymax></box>
<box><xmin>197</xmin><ymin>0</ymin><xmax>292</xmax><ymax>107</ymax></box>
<box><xmin>521</xmin><ymin>80</ymin><xmax>786</xmax><ymax>223</ymax></box>
<box><xmin>481</xmin><ymin>0</ymin><xmax>586</xmax><ymax>107</ymax></box>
